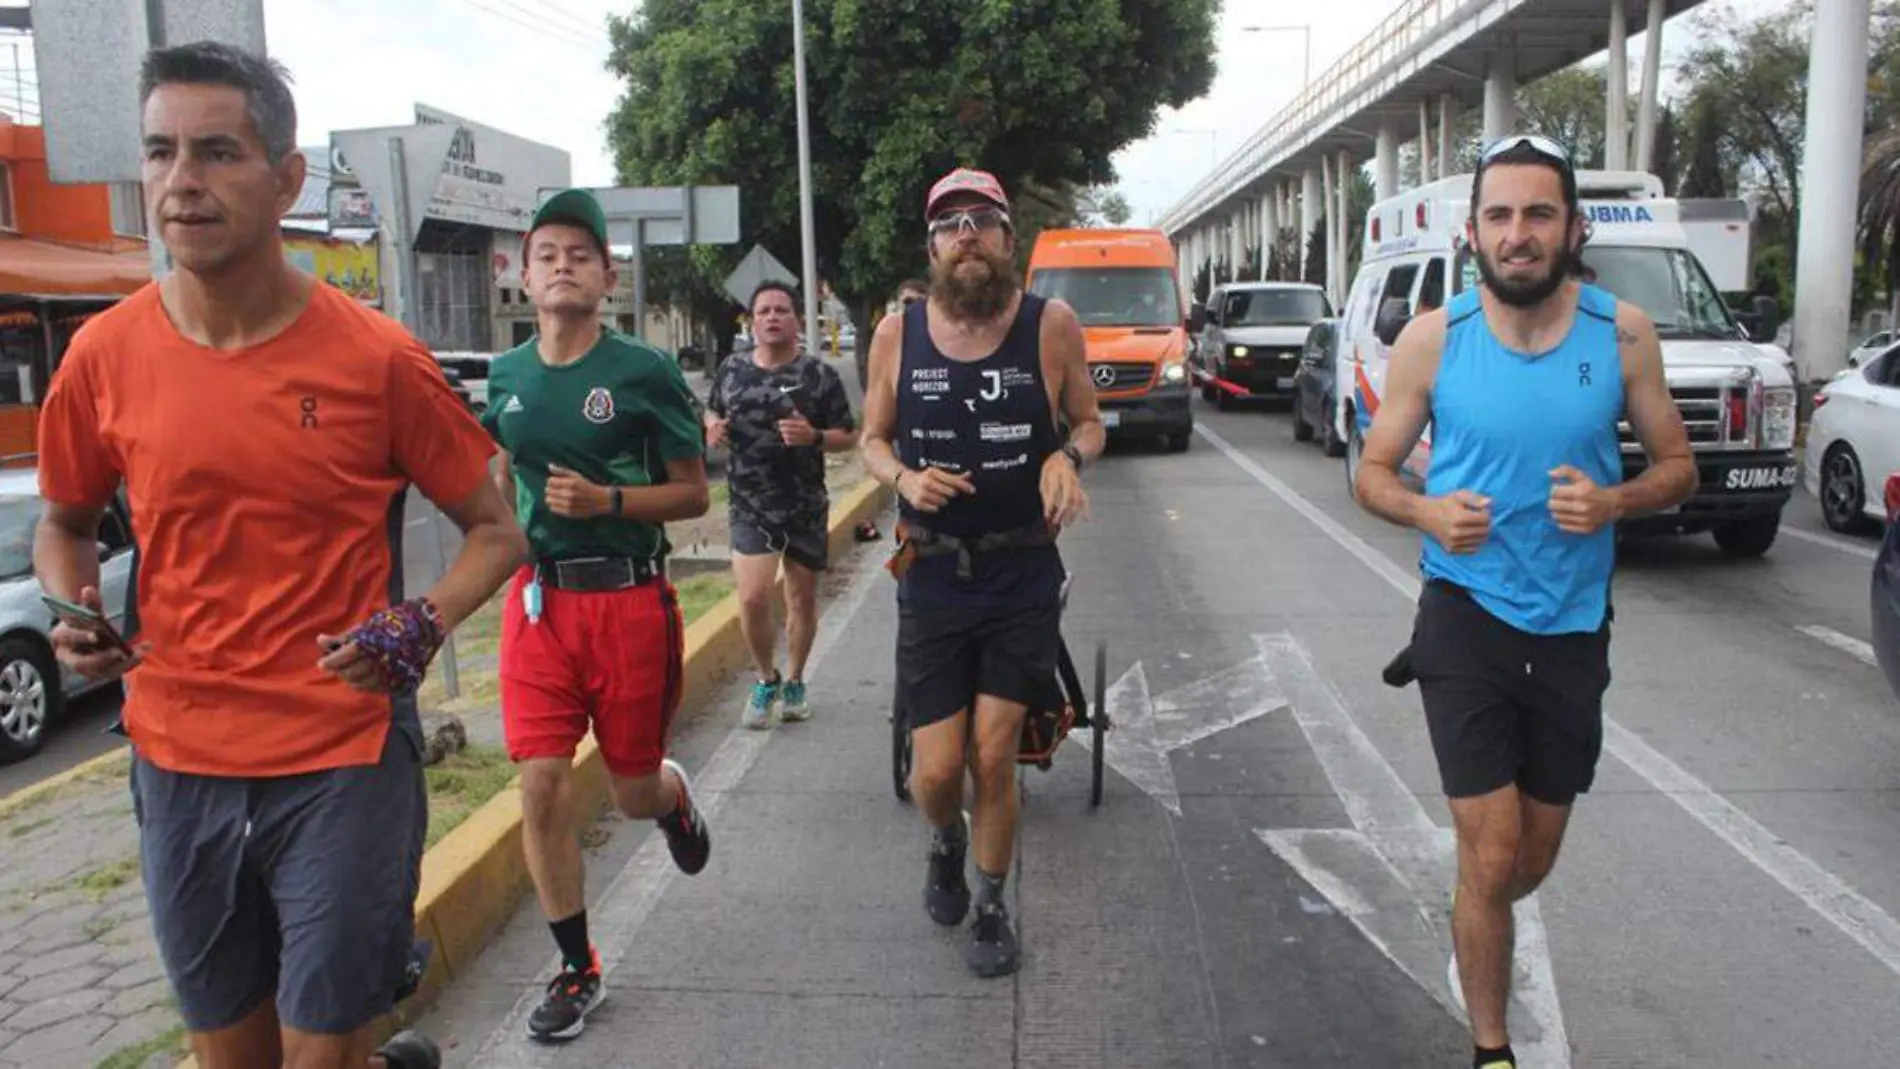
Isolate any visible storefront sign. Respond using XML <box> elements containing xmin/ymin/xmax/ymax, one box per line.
<box><xmin>415</xmin><ymin>104</ymin><xmax>572</xmax><ymax>233</ymax></box>
<box><xmin>285</xmin><ymin>237</ymin><xmax>381</xmax><ymax>306</ymax></box>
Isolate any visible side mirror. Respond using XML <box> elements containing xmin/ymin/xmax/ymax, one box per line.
<box><xmin>1751</xmin><ymin>296</ymin><xmax>1781</xmax><ymax>344</ymax></box>
<box><xmin>1375</xmin><ymin>298</ymin><xmax>1412</xmax><ymax>347</ymax></box>
<box><xmin>1188</xmin><ymin>302</ymin><xmax>1207</xmax><ymax>333</ymax></box>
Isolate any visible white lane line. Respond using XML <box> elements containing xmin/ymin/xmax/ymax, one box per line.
<box><xmin>1781</xmin><ymin>525</ymin><xmax>1878</xmax><ymax>562</ymax></box>
<box><xmin>1196</xmin><ymin>422</ymin><xmax>1900</xmax><ymax>983</ymax></box>
<box><xmin>467</xmin><ymin>531</ymin><xmax>892</xmax><ymax>1067</ymax></box>
<box><xmin>1796</xmin><ymin>624</ymin><xmax>1879</xmax><ymax>667</ymax></box>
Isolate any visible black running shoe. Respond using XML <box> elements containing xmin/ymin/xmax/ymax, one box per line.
<box><xmin>924</xmin><ymin>815</ymin><xmax>971</xmax><ymax>926</ymax></box>
<box><xmin>965</xmin><ymin>899</ymin><xmax>1021</xmax><ymax>978</ymax></box>
<box><xmin>657</xmin><ymin>758</ymin><xmax>711</xmax><ymax>875</ymax></box>
<box><xmin>526</xmin><ymin>948</ymin><xmax>605</xmax><ymax>1044</ymax></box>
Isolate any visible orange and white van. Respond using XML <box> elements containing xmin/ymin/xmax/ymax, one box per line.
<box><xmin>1025</xmin><ymin>228</ymin><xmax>1202</xmax><ymax>452</ymax></box>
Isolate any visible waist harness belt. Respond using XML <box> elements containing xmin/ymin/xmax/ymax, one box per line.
<box><xmin>898</xmin><ymin>521</ymin><xmax>1055</xmax><ymax>581</ymax></box>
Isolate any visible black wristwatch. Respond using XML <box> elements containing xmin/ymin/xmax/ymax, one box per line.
<box><xmin>1061</xmin><ymin>443</ymin><xmax>1085</xmax><ymax>473</ymax></box>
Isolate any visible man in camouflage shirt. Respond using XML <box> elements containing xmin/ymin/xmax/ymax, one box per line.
<box><xmin>705</xmin><ymin>281</ymin><xmax>856</xmax><ymax>728</ymax></box>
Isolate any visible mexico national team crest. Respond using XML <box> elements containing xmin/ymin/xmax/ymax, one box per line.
<box><xmin>582</xmin><ymin>386</ymin><xmax>615</xmax><ymax>424</ymax></box>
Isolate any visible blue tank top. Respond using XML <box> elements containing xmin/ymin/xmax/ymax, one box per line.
<box><xmin>1420</xmin><ymin>284</ymin><xmax>1624</xmax><ymax>635</ymax></box>
<box><xmin>894</xmin><ymin>293</ymin><xmax>1064</xmax><ymax>610</ymax></box>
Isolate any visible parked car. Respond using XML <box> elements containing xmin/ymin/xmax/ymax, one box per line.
<box><xmin>432</xmin><ymin>351</ymin><xmax>496</xmax><ymax>412</ymax></box>
<box><xmin>1849</xmin><ymin>329</ymin><xmax>1893</xmax><ymax>370</ymax></box>
<box><xmin>1871</xmin><ymin>473</ymin><xmax>1900</xmax><ymax>703</ymax></box>
<box><xmin>1804</xmin><ymin>342</ymin><xmax>1900</xmax><ymax>533</ymax></box>
<box><xmin>0</xmin><ymin>464</ymin><xmax>138</xmax><ymax>763</ymax></box>
<box><xmin>1290</xmin><ymin>318</ymin><xmax>1344</xmax><ymax>456</ymax></box>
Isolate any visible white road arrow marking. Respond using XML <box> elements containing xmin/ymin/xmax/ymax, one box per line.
<box><xmin>1067</xmin><ymin>647</ymin><xmax>1281</xmax><ymax>816</ymax></box>
<box><xmin>1251</xmin><ymin>633</ymin><xmax>1572</xmax><ymax>1069</ymax></box>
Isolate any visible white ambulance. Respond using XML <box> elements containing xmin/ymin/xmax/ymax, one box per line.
<box><xmin>1335</xmin><ymin>170</ymin><xmax>1799</xmax><ymax>558</ymax></box>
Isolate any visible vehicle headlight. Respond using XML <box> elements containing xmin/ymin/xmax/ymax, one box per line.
<box><xmin>1762</xmin><ymin>385</ymin><xmax>1796</xmax><ymax>450</ymax></box>
<box><xmin>1162</xmin><ymin>362</ymin><xmax>1187</xmax><ymax>384</ymax></box>
<box><xmin>1230</xmin><ymin>345</ymin><xmax>1249</xmax><ymax>357</ymax></box>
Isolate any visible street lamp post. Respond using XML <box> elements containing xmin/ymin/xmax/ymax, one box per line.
<box><xmin>790</xmin><ymin>0</ymin><xmax>820</xmax><ymax>349</ymax></box>
<box><xmin>1241</xmin><ymin>23</ymin><xmax>1312</xmax><ymax>90</ymax></box>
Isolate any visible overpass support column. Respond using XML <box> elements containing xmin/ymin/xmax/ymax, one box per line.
<box><xmin>1606</xmin><ymin>1</ymin><xmax>1630</xmax><ymax>170</ymax></box>
<box><xmin>1301</xmin><ymin>166</ymin><xmax>1321</xmax><ymax>282</ymax></box>
<box><xmin>1793</xmin><ymin>0</ymin><xmax>1872</xmax><ymax>381</ymax></box>
<box><xmin>1635</xmin><ymin>0</ymin><xmax>1666</xmax><ymax>171</ymax></box>
<box><xmin>1483</xmin><ymin>47</ymin><xmax>1517</xmax><ymax>141</ymax></box>
<box><xmin>1336</xmin><ymin>150</ymin><xmax>1353</xmax><ymax>307</ymax></box>
<box><xmin>1438</xmin><ymin>94</ymin><xmax>1456</xmax><ymax>178</ymax></box>
<box><xmin>1376</xmin><ymin>123</ymin><xmax>1400</xmax><ymax>200</ymax></box>
<box><xmin>1261</xmin><ymin>192</ymin><xmax>1279</xmax><ymax>279</ymax></box>
<box><xmin>1417</xmin><ymin>100</ymin><xmax>1433</xmax><ymax>186</ymax></box>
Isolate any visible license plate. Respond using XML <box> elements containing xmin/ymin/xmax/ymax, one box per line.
<box><xmin>1102</xmin><ymin>411</ymin><xmax>1122</xmax><ymax>428</ymax></box>
<box><xmin>1721</xmin><ymin>463</ymin><xmax>1798</xmax><ymax>492</ymax></box>
<box><xmin>1276</xmin><ymin>376</ymin><xmax>1295</xmax><ymax>389</ymax></box>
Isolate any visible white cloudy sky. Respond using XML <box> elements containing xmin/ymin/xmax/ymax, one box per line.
<box><xmin>0</xmin><ymin>0</ymin><xmax>1792</xmax><ymax>223</ymax></box>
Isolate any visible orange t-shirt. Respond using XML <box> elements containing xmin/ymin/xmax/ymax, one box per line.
<box><xmin>37</xmin><ymin>281</ymin><xmax>495</xmax><ymax>777</ymax></box>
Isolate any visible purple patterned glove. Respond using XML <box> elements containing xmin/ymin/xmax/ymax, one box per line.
<box><xmin>340</xmin><ymin>598</ymin><xmax>446</xmax><ymax>695</ymax></box>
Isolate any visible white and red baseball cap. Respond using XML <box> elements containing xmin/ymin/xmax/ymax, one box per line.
<box><xmin>925</xmin><ymin>168</ymin><xmax>1010</xmax><ymax>218</ymax></box>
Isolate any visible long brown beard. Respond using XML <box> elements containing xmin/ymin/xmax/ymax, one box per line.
<box><xmin>930</xmin><ymin>245</ymin><xmax>1020</xmax><ymax>324</ymax></box>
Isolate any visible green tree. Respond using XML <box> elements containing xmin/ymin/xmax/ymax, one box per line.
<box><xmin>1674</xmin><ymin>2</ymin><xmax>1811</xmax><ymax>222</ymax></box>
<box><xmin>1677</xmin><ymin>98</ymin><xmax>1730</xmax><ymax>199</ymax></box>
<box><xmin>1516</xmin><ymin>65</ymin><xmax>1614</xmax><ymax>168</ymax></box>
<box><xmin>1651</xmin><ymin>105</ymin><xmax>1680</xmax><ymax>195</ymax></box>
<box><xmin>604</xmin><ymin>0</ymin><xmax>1218</xmax><ymax>348</ymax></box>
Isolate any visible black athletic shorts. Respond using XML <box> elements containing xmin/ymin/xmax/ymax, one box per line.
<box><xmin>896</xmin><ymin>599</ymin><xmax>1062</xmax><ymax>729</ymax></box>
<box><xmin>1410</xmin><ymin>579</ymin><xmax>1612</xmax><ymax>806</ymax></box>
<box><xmin>732</xmin><ymin>516</ymin><xmax>828</xmax><ymax>572</ymax></box>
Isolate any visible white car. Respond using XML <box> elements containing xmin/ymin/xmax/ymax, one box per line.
<box><xmin>1849</xmin><ymin>330</ymin><xmax>1893</xmax><ymax>370</ymax></box>
<box><xmin>0</xmin><ymin>465</ymin><xmax>138</xmax><ymax>762</ymax></box>
<box><xmin>1805</xmin><ymin>342</ymin><xmax>1900</xmax><ymax>533</ymax></box>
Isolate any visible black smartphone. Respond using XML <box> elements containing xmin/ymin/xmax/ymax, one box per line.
<box><xmin>41</xmin><ymin>593</ymin><xmax>135</xmax><ymax>655</ymax></box>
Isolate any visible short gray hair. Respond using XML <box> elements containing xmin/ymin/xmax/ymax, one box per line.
<box><xmin>139</xmin><ymin>41</ymin><xmax>297</xmax><ymax>165</ymax></box>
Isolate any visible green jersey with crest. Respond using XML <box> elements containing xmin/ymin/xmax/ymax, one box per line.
<box><xmin>481</xmin><ymin>330</ymin><xmax>704</xmax><ymax>562</ymax></box>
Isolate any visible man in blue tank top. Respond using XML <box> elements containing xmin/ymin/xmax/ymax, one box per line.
<box><xmin>1354</xmin><ymin>136</ymin><xmax>1696</xmax><ymax>1069</ymax></box>
<box><xmin>860</xmin><ymin>168</ymin><xmax>1105</xmax><ymax>978</ymax></box>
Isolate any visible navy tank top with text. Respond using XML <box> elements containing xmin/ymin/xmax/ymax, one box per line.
<box><xmin>895</xmin><ymin>294</ymin><xmax>1064</xmax><ymax>610</ymax></box>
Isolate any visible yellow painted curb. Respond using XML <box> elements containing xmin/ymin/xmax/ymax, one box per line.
<box><xmin>0</xmin><ymin>744</ymin><xmax>130</xmax><ymax>822</ymax></box>
<box><xmin>176</xmin><ymin>475</ymin><xmax>891</xmax><ymax>1065</ymax></box>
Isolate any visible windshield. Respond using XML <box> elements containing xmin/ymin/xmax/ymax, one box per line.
<box><xmin>0</xmin><ymin>494</ymin><xmax>37</xmax><ymax>582</ymax></box>
<box><xmin>1027</xmin><ymin>267</ymin><xmax>1181</xmax><ymax>327</ymax></box>
<box><xmin>1577</xmin><ymin>246</ymin><xmax>1743</xmax><ymax>340</ymax></box>
<box><xmin>1221</xmin><ymin>287</ymin><xmax>1330</xmax><ymax>327</ymax></box>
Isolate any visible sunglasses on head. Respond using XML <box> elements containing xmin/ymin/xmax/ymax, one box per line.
<box><xmin>1481</xmin><ymin>134</ymin><xmax>1573</xmax><ymax>168</ymax></box>
<box><xmin>928</xmin><ymin>206</ymin><xmax>1010</xmax><ymax>237</ymax></box>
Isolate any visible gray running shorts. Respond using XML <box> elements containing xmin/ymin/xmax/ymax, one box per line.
<box><xmin>732</xmin><ymin>516</ymin><xmax>829</xmax><ymax>572</ymax></box>
<box><xmin>130</xmin><ymin>720</ymin><xmax>426</xmax><ymax>1035</ymax></box>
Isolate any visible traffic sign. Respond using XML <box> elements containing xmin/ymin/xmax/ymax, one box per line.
<box><xmin>721</xmin><ymin>244</ymin><xmax>799</xmax><ymax>307</ymax></box>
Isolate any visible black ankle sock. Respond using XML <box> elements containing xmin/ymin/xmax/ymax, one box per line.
<box><xmin>1474</xmin><ymin>1044</ymin><xmax>1515</xmax><ymax>1067</ymax></box>
<box><xmin>974</xmin><ymin>867</ymin><xmax>1007</xmax><ymax>910</ymax></box>
<box><xmin>550</xmin><ymin>911</ymin><xmax>591</xmax><ymax>973</ymax></box>
<box><xmin>933</xmin><ymin>814</ymin><xmax>967</xmax><ymax>848</ymax></box>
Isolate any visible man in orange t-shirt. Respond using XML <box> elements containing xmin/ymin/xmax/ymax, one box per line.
<box><xmin>33</xmin><ymin>42</ymin><xmax>527</xmax><ymax>1069</ymax></box>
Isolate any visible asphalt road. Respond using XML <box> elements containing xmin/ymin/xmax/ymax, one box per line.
<box><xmin>411</xmin><ymin>395</ymin><xmax>1900</xmax><ymax>1068</ymax></box>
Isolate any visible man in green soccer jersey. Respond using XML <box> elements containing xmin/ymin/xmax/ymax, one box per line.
<box><xmin>481</xmin><ymin>188</ymin><xmax>713</xmax><ymax>1044</ymax></box>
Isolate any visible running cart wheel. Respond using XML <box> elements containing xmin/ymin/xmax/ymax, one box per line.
<box><xmin>892</xmin><ymin>693</ymin><xmax>912</xmax><ymax>803</ymax></box>
<box><xmin>1091</xmin><ymin>641</ymin><xmax>1108</xmax><ymax>808</ymax></box>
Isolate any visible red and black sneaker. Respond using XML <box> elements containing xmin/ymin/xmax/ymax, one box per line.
<box><xmin>526</xmin><ymin>947</ymin><xmax>605</xmax><ymax>1044</ymax></box>
<box><xmin>658</xmin><ymin>757</ymin><xmax>711</xmax><ymax>875</ymax></box>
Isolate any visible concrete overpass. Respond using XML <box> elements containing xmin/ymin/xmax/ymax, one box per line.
<box><xmin>1159</xmin><ymin>0</ymin><xmax>1873</xmax><ymax>381</ymax></box>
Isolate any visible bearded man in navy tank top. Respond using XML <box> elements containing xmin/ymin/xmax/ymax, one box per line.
<box><xmin>859</xmin><ymin>168</ymin><xmax>1105</xmax><ymax>978</ymax></box>
<box><xmin>1353</xmin><ymin>136</ymin><xmax>1696</xmax><ymax>1069</ymax></box>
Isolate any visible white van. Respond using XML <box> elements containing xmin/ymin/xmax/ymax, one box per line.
<box><xmin>1193</xmin><ymin>280</ymin><xmax>1334</xmax><ymax>409</ymax></box>
<box><xmin>1337</xmin><ymin>170</ymin><xmax>1800</xmax><ymax>558</ymax></box>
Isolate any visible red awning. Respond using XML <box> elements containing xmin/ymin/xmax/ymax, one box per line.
<box><xmin>0</xmin><ymin>234</ymin><xmax>150</xmax><ymax>297</ymax></box>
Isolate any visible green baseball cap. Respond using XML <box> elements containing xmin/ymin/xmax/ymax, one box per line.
<box><xmin>530</xmin><ymin>188</ymin><xmax>609</xmax><ymax>251</ymax></box>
